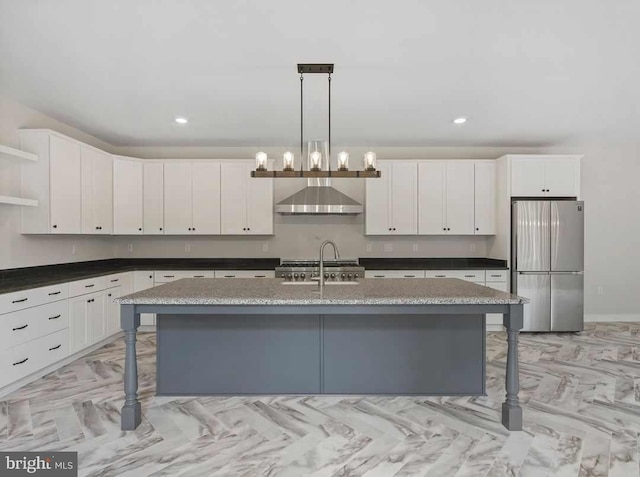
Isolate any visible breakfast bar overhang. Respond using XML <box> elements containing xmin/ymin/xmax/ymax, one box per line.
<box><xmin>117</xmin><ymin>278</ymin><xmax>526</xmax><ymax>432</ymax></box>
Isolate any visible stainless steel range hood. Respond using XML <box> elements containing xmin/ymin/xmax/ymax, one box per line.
<box><xmin>275</xmin><ymin>179</ymin><xmax>362</xmax><ymax>215</ymax></box>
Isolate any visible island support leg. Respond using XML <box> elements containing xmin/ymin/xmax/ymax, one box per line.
<box><xmin>502</xmin><ymin>304</ymin><xmax>523</xmax><ymax>431</ymax></box>
<box><xmin>121</xmin><ymin>304</ymin><xmax>141</xmax><ymax>430</ymax></box>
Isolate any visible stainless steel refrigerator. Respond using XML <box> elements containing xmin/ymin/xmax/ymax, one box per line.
<box><xmin>512</xmin><ymin>201</ymin><xmax>584</xmax><ymax>332</ymax></box>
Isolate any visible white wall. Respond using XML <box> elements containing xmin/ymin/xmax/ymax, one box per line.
<box><xmin>0</xmin><ymin>96</ymin><xmax>117</xmax><ymax>269</ymax></box>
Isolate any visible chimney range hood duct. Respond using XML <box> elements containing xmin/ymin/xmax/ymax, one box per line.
<box><xmin>275</xmin><ymin>179</ymin><xmax>362</xmax><ymax>215</ymax></box>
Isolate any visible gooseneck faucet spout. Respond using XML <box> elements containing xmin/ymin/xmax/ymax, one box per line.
<box><xmin>319</xmin><ymin>240</ymin><xmax>340</xmax><ymax>291</ymax></box>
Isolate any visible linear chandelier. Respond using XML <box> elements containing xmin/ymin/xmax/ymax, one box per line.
<box><xmin>251</xmin><ymin>63</ymin><xmax>380</xmax><ymax>178</ymax></box>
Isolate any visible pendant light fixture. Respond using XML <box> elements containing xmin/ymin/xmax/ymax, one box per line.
<box><xmin>251</xmin><ymin>64</ymin><xmax>380</xmax><ymax>178</ymax></box>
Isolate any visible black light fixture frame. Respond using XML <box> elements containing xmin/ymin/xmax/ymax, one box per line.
<box><xmin>251</xmin><ymin>63</ymin><xmax>380</xmax><ymax>178</ymax></box>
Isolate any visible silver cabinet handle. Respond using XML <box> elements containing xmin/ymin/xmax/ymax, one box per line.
<box><xmin>12</xmin><ymin>324</ymin><xmax>28</xmax><ymax>331</ymax></box>
<box><xmin>13</xmin><ymin>357</ymin><xmax>28</xmax><ymax>366</ymax></box>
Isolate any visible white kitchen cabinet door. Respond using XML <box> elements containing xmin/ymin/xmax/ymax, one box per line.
<box><xmin>511</xmin><ymin>158</ymin><xmax>546</xmax><ymax>197</ymax></box>
<box><xmin>418</xmin><ymin>161</ymin><xmax>446</xmax><ymax>234</ymax></box>
<box><xmin>69</xmin><ymin>295</ymin><xmax>89</xmax><ymax>354</ymax></box>
<box><xmin>105</xmin><ymin>288</ymin><xmax>122</xmax><ymax>337</ymax></box>
<box><xmin>143</xmin><ymin>162</ymin><xmax>164</xmax><ymax>234</ymax></box>
<box><xmin>163</xmin><ymin>162</ymin><xmax>193</xmax><ymax>234</ymax></box>
<box><xmin>192</xmin><ymin>162</ymin><xmax>221</xmax><ymax>234</ymax></box>
<box><xmin>81</xmin><ymin>146</ymin><xmax>113</xmax><ymax>234</ymax></box>
<box><xmin>544</xmin><ymin>157</ymin><xmax>579</xmax><ymax>197</ymax></box>
<box><xmin>474</xmin><ymin>161</ymin><xmax>496</xmax><ymax>235</ymax></box>
<box><xmin>133</xmin><ymin>271</ymin><xmax>156</xmax><ymax>327</ymax></box>
<box><xmin>246</xmin><ymin>164</ymin><xmax>274</xmax><ymax>235</ymax></box>
<box><xmin>390</xmin><ymin>162</ymin><xmax>417</xmax><ymax>234</ymax></box>
<box><xmin>113</xmin><ymin>157</ymin><xmax>143</xmax><ymax>234</ymax></box>
<box><xmin>445</xmin><ymin>161</ymin><xmax>475</xmax><ymax>235</ymax></box>
<box><xmin>88</xmin><ymin>293</ymin><xmax>106</xmax><ymax>345</ymax></box>
<box><xmin>365</xmin><ymin>161</ymin><xmax>392</xmax><ymax>235</ymax></box>
<box><xmin>220</xmin><ymin>163</ymin><xmax>248</xmax><ymax>234</ymax></box>
<box><xmin>49</xmin><ymin>135</ymin><xmax>82</xmax><ymax>233</ymax></box>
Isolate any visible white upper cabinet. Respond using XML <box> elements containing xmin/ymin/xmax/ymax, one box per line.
<box><xmin>474</xmin><ymin>161</ymin><xmax>496</xmax><ymax>235</ymax></box>
<box><xmin>113</xmin><ymin>157</ymin><xmax>143</xmax><ymax>234</ymax></box>
<box><xmin>366</xmin><ymin>161</ymin><xmax>417</xmax><ymax>235</ymax></box>
<box><xmin>163</xmin><ymin>162</ymin><xmax>192</xmax><ymax>234</ymax></box>
<box><xmin>143</xmin><ymin>162</ymin><xmax>164</xmax><ymax>234</ymax></box>
<box><xmin>221</xmin><ymin>162</ymin><xmax>273</xmax><ymax>235</ymax></box>
<box><xmin>418</xmin><ymin>161</ymin><xmax>476</xmax><ymax>235</ymax></box>
<box><xmin>20</xmin><ymin>130</ymin><xmax>82</xmax><ymax>234</ymax></box>
<box><xmin>444</xmin><ymin>161</ymin><xmax>475</xmax><ymax>235</ymax></box>
<box><xmin>192</xmin><ymin>162</ymin><xmax>221</xmax><ymax>234</ymax></box>
<box><xmin>164</xmin><ymin>161</ymin><xmax>221</xmax><ymax>235</ymax></box>
<box><xmin>417</xmin><ymin>161</ymin><xmax>446</xmax><ymax>234</ymax></box>
<box><xmin>81</xmin><ymin>146</ymin><xmax>113</xmax><ymax>234</ymax></box>
<box><xmin>510</xmin><ymin>155</ymin><xmax>581</xmax><ymax>197</ymax></box>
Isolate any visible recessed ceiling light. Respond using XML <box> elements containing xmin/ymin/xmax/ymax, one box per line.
<box><xmin>453</xmin><ymin>117</ymin><xmax>467</xmax><ymax>124</ymax></box>
<box><xmin>175</xmin><ymin>117</ymin><xmax>188</xmax><ymax>124</ymax></box>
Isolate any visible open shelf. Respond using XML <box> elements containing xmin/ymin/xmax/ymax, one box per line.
<box><xmin>0</xmin><ymin>143</ymin><xmax>38</xmax><ymax>162</ymax></box>
<box><xmin>0</xmin><ymin>195</ymin><xmax>39</xmax><ymax>207</ymax></box>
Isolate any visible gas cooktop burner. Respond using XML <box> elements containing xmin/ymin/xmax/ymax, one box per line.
<box><xmin>279</xmin><ymin>259</ymin><xmax>360</xmax><ymax>267</ymax></box>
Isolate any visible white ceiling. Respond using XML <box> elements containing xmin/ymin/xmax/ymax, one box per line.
<box><xmin>1</xmin><ymin>0</ymin><xmax>639</xmax><ymax>147</ymax></box>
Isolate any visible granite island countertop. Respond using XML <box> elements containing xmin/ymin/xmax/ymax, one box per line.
<box><xmin>117</xmin><ymin>277</ymin><xmax>527</xmax><ymax>306</ymax></box>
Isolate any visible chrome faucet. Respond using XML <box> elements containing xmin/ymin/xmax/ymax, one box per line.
<box><xmin>318</xmin><ymin>240</ymin><xmax>340</xmax><ymax>290</ymax></box>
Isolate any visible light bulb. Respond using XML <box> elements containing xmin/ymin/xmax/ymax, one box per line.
<box><xmin>364</xmin><ymin>151</ymin><xmax>376</xmax><ymax>170</ymax></box>
<box><xmin>338</xmin><ymin>151</ymin><xmax>349</xmax><ymax>171</ymax></box>
<box><xmin>255</xmin><ymin>151</ymin><xmax>268</xmax><ymax>171</ymax></box>
<box><xmin>310</xmin><ymin>151</ymin><xmax>322</xmax><ymax>170</ymax></box>
<box><xmin>283</xmin><ymin>151</ymin><xmax>294</xmax><ymax>171</ymax></box>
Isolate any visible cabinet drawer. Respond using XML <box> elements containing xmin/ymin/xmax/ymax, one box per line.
<box><xmin>69</xmin><ymin>276</ymin><xmax>108</xmax><ymax>297</ymax></box>
<box><xmin>0</xmin><ymin>301</ymin><xmax>68</xmax><ymax>351</ymax></box>
<box><xmin>104</xmin><ymin>273</ymin><xmax>131</xmax><ymax>290</ymax></box>
<box><xmin>154</xmin><ymin>270</ymin><xmax>215</xmax><ymax>283</ymax></box>
<box><xmin>37</xmin><ymin>329</ymin><xmax>69</xmax><ymax>369</ymax></box>
<box><xmin>365</xmin><ymin>271</ymin><xmax>425</xmax><ymax>278</ymax></box>
<box><xmin>214</xmin><ymin>271</ymin><xmax>275</xmax><ymax>278</ymax></box>
<box><xmin>0</xmin><ymin>283</ymin><xmax>69</xmax><ymax>315</ymax></box>
<box><xmin>486</xmin><ymin>270</ymin><xmax>508</xmax><ymax>282</ymax></box>
<box><xmin>0</xmin><ymin>341</ymin><xmax>38</xmax><ymax>388</ymax></box>
<box><xmin>425</xmin><ymin>270</ymin><xmax>485</xmax><ymax>282</ymax></box>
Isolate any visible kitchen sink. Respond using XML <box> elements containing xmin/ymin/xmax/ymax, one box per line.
<box><xmin>280</xmin><ymin>281</ymin><xmax>359</xmax><ymax>286</ymax></box>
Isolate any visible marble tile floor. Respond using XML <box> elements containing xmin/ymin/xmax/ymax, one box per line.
<box><xmin>1</xmin><ymin>323</ymin><xmax>640</xmax><ymax>476</ymax></box>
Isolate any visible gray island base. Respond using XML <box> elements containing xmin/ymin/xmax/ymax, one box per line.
<box><xmin>117</xmin><ymin>278</ymin><xmax>526</xmax><ymax>431</ymax></box>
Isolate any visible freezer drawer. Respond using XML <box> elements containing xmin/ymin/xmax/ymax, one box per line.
<box><xmin>516</xmin><ymin>273</ymin><xmax>551</xmax><ymax>332</ymax></box>
<box><xmin>551</xmin><ymin>273</ymin><xmax>584</xmax><ymax>331</ymax></box>
<box><xmin>551</xmin><ymin>201</ymin><xmax>584</xmax><ymax>272</ymax></box>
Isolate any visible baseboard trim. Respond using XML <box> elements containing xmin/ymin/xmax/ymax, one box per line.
<box><xmin>585</xmin><ymin>314</ymin><xmax>640</xmax><ymax>323</ymax></box>
<box><xmin>139</xmin><ymin>325</ymin><xmax>156</xmax><ymax>333</ymax></box>
<box><xmin>0</xmin><ymin>333</ymin><xmax>124</xmax><ymax>399</ymax></box>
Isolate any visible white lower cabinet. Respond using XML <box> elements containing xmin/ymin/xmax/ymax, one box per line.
<box><xmin>105</xmin><ymin>287</ymin><xmax>122</xmax><ymax>337</ymax></box>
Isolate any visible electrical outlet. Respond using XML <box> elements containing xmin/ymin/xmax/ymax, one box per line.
<box><xmin>185</xmin><ymin>243</ymin><xmax>191</xmax><ymax>253</ymax></box>
<box><xmin>262</xmin><ymin>243</ymin><xmax>269</xmax><ymax>252</ymax></box>
<box><xmin>470</xmin><ymin>243</ymin><xmax>476</xmax><ymax>252</ymax></box>
<box><xmin>366</xmin><ymin>243</ymin><xmax>372</xmax><ymax>253</ymax></box>
<box><xmin>127</xmin><ymin>243</ymin><xmax>133</xmax><ymax>253</ymax></box>
<box><xmin>412</xmin><ymin>243</ymin><xmax>419</xmax><ymax>253</ymax></box>
<box><xmin>597</xmin><ymin>286</ymin><xmax>604</xmax><ymax>295</ymax></box>
<box><xmin>72</xmin><ymin>244</ymin><xmax>77</xmax><ymax>255</ymax></box>
<box><xmin>383</xmin><ymin>243</ymin><xmax>393</xmax><ymax>253</ymax></box>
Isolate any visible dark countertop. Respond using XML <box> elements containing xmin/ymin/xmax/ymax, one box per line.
<box><xmin>358</xmin><ymin>257</ymin><xmax>508</xmax><ymax>270</ymax></box>
<box><xmin>0</xmin><ymin>257</ymin><xmax>508</xmax><ymax>295</ymax></box>
<box><xmin>0</xmin><ymin>258</ymin><xmax>280</xmax><ymax>295</ymax></box>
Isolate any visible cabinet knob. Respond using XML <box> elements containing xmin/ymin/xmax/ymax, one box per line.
<box><xmin>443</xmin><ymin>228</ymin><xmax>446</xmax><ymax>231</ymax></box>
<box><xmin>52</xmin><ymin>225</ymin><xmax>57</xmax><ymax>229</ymax></box>
<box><xmin>247</xmin><ymin>228</ymin><xmax>250</xmax><ymax>231</ymax></box>
<box><xmin>243</xmin><ymin>228</ymin><xmax>246</xmax><ymax>231</ymax></box>
<box><xmin>159</xmin><ymin>227</ymin><xmax>163</xmax><ymax>231</ymax></box>
<box><xmin>476</xmin><ymin>227</ymin><xmax>479</xmax><ymax>231</ymax></box>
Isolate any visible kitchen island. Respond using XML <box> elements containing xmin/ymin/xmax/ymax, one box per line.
<box><xmin>117</xmin><ymin>278</ymin><xmax>527</xmax><ymax>431</ymax></box>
